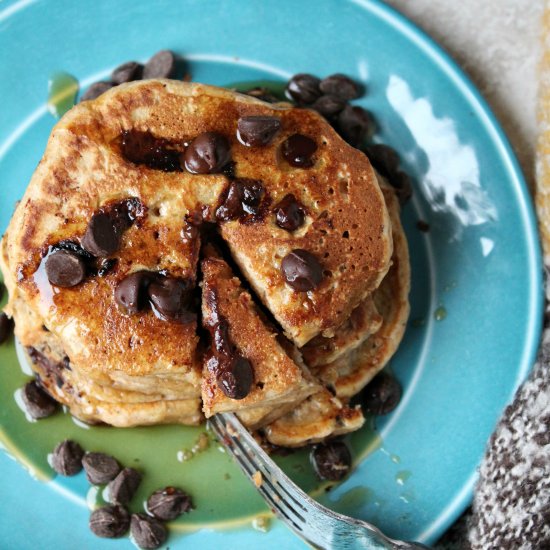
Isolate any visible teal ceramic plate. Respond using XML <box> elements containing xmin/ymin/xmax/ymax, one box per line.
<box><xmin>0</xmin><ymin>0</ymin><xmax>543</xmax><ymax>548</ymax></box>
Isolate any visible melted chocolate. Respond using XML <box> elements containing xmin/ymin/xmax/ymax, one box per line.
<box><xmin>120</xmin><ymin>130</ymin><xmax>182</xmax><ymax>172</ymax></box>
<box><xmin>203</xmin><ymin>285</ymin><xmax>253</xmax><ymax>400</ymax></box>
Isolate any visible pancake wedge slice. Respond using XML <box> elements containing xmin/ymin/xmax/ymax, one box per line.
<box><xmin>200</xmin><ymin>247</ymin><xmax>318</xmax><ymax>429</ymax></box>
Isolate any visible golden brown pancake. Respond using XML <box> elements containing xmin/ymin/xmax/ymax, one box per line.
<box><xmin>200</xmin><ymin>247</ymin><xmax>318</xmax><ymax>428</ymax></box>
<box><xmin>301</xmin><ymin>296</ymin><xmax>383</xmax><ymax>367</ymax></box>
<box><xmin>313</xmin><ymin>182</ymin><xmax>410</xmax><ymax>398</ymax></box>
<box><xmin>263</xmin><ymin>388</ymin><xmax>364</xmax><ymax>447</ymax></box>
<box><xmin>0</xmin><ymin>79</ymin><xmax>403</xmax><ymax>435</ymax></box>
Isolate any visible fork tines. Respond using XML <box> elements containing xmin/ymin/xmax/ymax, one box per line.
<box><xmin>208</xmin><ymin>413</ymin><xmax>313</xmax><ymax>535</ymax></box>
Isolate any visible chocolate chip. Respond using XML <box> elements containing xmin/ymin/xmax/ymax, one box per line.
<box><xmin>97</xmin><ymin>258</ymin><xmax>118</xmax><ymax>277</ymax></box>
<box><xmin>319</xmin><ymin>74</ymin><xmax>361</xmax><ymax>100</ymax></box>
<box><xmin>310</xmin><ymin>441</ymin><xmax>352</xmax><ymax>481</ymax></box>
<box><xmin>285</xmin><ymin>73</ymin><xmax>321</xmax><ymax>104</ymax></box>
<box><xmin>281</xmin><ymin>249</ymin><xmax>322</xmax><ymax>291</ymax></box>
<box><xmin>89</xmin><ymin>505</ymin><xmax>130</xmax><ymax>538</ymax></box>
<box><xmin>45</xmin><ymin>249</ymin><xmax>86</xmax><ymax>287</ymax></box>
<box><xmin>107</xmin><ymin>468</ymin><xmax>142</xmax><ymax>505</ymax></box>
<box><xmin>216</xmin><ymin>181</ymin><xmax>243</xmax><ymax>221</ymax></box>
<box><xmin>148</xmin><ymin>277</ymin><xmax>195</xmax><ymax>323</ymax></box>
<box><xmin>213</xmin><ymin>319</ymin><xmax>233</xmax><ymax>356</ymax></box>
<box><xmin>363</xmin><ymin>144</ymin><xmax>399</xmax><ymax>178</ymax></box>
<box><xmin>146</xmin><ymin>487</ymin><xmax>192</xmax><ymax>521</ymax></box>
<box><xmin>336</xmin><ymin>105</ymin><xmax>373</xmax><ymax>147</ymax></box>
<box><xmin>121</xmin><ymin>130</ymin><xmax>182</xmax><ymax>172</ymax></box>
<box><xmin>237</xmin><ymin>116</ymin><xmax>281</xmax><ymax>147</ymax></box>
<box><xmin>242</xmin><ymin>87</ymin><xmax>280</xmax><ymax>103</ymax></box>
<box><xmin>217</xmin><ymin>355</ymin><xmax>254</xmax><ymax>400</ymax></box>
<box><xmin>51</xmin><ymin>440</ymin><xmax>84</xmax><ymax>476</ymax></box>
<box><xmin>130</xmin><ymin>513</ymin><xmax>167</xmax><ymax>549</ymax></box>
<box><xmin>416</xmin><ymin>220</ymin><xmax>430</xmax><ymax>232</ymax></box>
<box><xmin>82</xmin><ymin>452</ymin><xmax>121</xmax><ymax>484</ymax></box>
<box><xmin>390</xmin><ymin>171</ymin><xmax>413</xmax><ymax>204</ymax></box>
<box><xmin>311</xmin><ymin>94</ymin><xmax>346</xmax><ymax>119</ymax></box>
<box><xmin>52</xmin><ymin>239</ymin><xmax>94</xmax><ymax>262</ymax></box>
<box><xmin>114</xmin><ymin>271</ymin><xmax>153</xmax><ymax>315</ymax></box>
<box><xmin>362</xmin><ymin>372</ymin><xmax>402</xmax><ymax>415</ymax></box>
<box><xmin>183</xmin><ymin>132</ymin><xmax>231</xmax><ymax>174</ymax></box>
<box><xmin>143</xmin><ymin>50</ymin><xmax>176</xmax><ymax>79</ymax></box>
<box><xmin>21</xmin><ymin>380</ymin><xmax>58</xmax><ymax>419</ymax></box>
<box><xmin>281</xmin><ymin>134</ymin><xmax>317</xmax><ymax>168</ymax></box>
<box><xmin>216</xmin><ymin>178</ymin><xmax>265</xmax><ymax>221</ymax></box>
<box><xmin>80</xmin><ymin>81</ymin><xmax>115</xmax><ymax>102</ymax></box>
<box><xmin>81</xmin><ymin>212</ymin><xmax>121</xmax><ymax>258</ymax></box>
<box><xmin>274</xmin><ymin>194</ymin><xmax>305</xmax><ymax>231</ymax></box>
<box><xmin>0</xmin><ymin>312</ymin><xmax>13</xmax><ymax>345</ymax></box>
<box><xmin>111</xmin><ymin>61</ymin><xmax>143</xmax><ymax>84</ymax></box>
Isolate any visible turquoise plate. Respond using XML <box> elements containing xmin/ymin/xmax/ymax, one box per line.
<box><xmin>0</xmin><ymin>0</ymin><xmax>543</xmax><ymax>548</ymax></box>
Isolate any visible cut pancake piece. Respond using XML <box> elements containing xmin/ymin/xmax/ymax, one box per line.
<box><xmin>301</xmin><ymin>296</ymin><xmax>383</xmax><ymax>368</ymax></box>
<box><xmin>200</xmin><ymin>247</ymin><xmax>318</xmax><ymax>429</ymax></box>
<box><xmin>314</xmin><ymin>182</ymin><xmax>410</xmax><ymax>398</ymax></box>
<box><xmin>263</xmin><ymin>388</ymin><xmax>364</xmax><ymax>448</ymax></box>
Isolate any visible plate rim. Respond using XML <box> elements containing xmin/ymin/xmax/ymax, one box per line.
<box><xmin>358</xmin><ymin>0</ymin><xmax>543</xmax><ymax>541</ymax></box>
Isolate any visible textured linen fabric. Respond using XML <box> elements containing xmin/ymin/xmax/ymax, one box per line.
<box><xmin>383</xmin><ymin>1</ymin><xmax>548</xmax><ymax>548</ymax></box>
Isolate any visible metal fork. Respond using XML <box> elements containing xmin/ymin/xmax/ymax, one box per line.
<box><xmin>209</xmin><ymin>413</ymin><xmax>431</xmax><ymax>550</ymax></box>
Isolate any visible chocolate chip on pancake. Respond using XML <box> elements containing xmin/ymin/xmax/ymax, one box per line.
<box><xmin>311</xmin><ymin>94</ymin><xmax>346</xmax><ymax>119</ymax></box>
<box><xmin>21</xmin><ymin>380</ymin><xmax>59</xmax><ymax>419</ymax></box>
<box><xmin>281</xmin><ymin>134</ymin><xmax>317</xmax><ymax>168</ymax></box>
<box><xmin>111</xmin><ymin>61</ymin><xmax>143</xmax><ymax>84</ymax></box>
<box><xmin>97</xmin><ymin>258</ymin><xmax>118</xmax><ymax>277</ymax></box>
<box><xmin>319</xmin><ymin>74</ymin><xmax>362</xmax><ymax>100</ymax></box>
<box><xmin>114</xmin><ymin>271</ymin><xmax>153</xmax><ymax>315</ymax></box>
<box><xmin>274</xmin><ymin>193</ymin><xmax>305</xmax><ymax>231</ymax></box>
<box><xmin>120</xmin><ymin>129</ymin><xmax>182</xmax><ymax>172</ymax></box>
<box><xmin>183</xmin><ymin>132</ymin><xmax>231</xmax><ymax>174</ymax></box>
<box><xmin>336</xmin><ymin>105</ymin><xmax>373</xmax><ymax>147</ymax></box>
<box><xmin>237</xmin><ymin>116</ymin><xmax>281</xmax><ymax>147</ymax></box>
<box><xmin>143</xmin><ymin>49</ymin><xmax>176</xmax><ymax>79</ymax></box>
<box><xmin>216</xmin><ymin>355</ymin><xmax>254</xmax><ymax>399</ymax></box>
<box><xmin>148</xmin><ymin>276</ymin><xmax>195</xmax><ymax>323</ymax></box>
<box><xmin>310</xmin><ymin>441</ymin><xmax>352</xmax><ymax>481</ymax></box>
<box><xmin>242</xmin><ymin>87</ymin><xmax>280</xmax><ymax>103</ymax></box>
<box><xmin>45</xmin><ymin>249</ymin><xmax>86</xmax><ymax>287</ymax></box>
<box><xmin>281</xmin><ymin>249</ymin><xmax>322</xmax><ymax>291</ymax></box>
<box><xmin>213</xmin><ymin>318</ymin><xmax>233</xmax><ymax>356</ymax></box>
<box><xmin>80</xmin><ymin>81</ymin><xmax>115</xmax><ymax>102</ymax></box>
<box><xmin>81</xmin><ymin>212</ymin><xmax>121</xmax><ymax>258</ymax></box>
<box><xmin>216</xmin><ymin>178</ymin><xmax>265</xmax><ymax>221</ymax></box>
<box><xmin>285</xmin><ymin>73</ymin><xmax>321</xmax><ymax>104</ymax></box>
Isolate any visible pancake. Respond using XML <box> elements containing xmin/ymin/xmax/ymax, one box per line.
<box><xmin>200</xmin><ymin>247</ymin><xmax>318</xmax><ymax>428</ymax></box>
<box><xmin>313</xmin><ymin>182</ymin><xmax>410</xmax><ymax>398</ymax></box>
<box><xmin>263</xmin><ymin>388</ymin><xmax>364</xmax><ymax>447</ymax></box>
<box><xmin>0</xmin><ymin>79</ymin><xmax>402</xmax><ymax>434</ymax></box>
<box><xmin>301</xmin><ymin>296</ymin><xmax>383</xmax><ymax>367</ymax></box>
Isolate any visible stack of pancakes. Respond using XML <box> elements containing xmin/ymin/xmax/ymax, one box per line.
<box><xmin>0</xmin><ymin>80</ymin><xmax>409</xmax><ymax>447</ymax></box>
